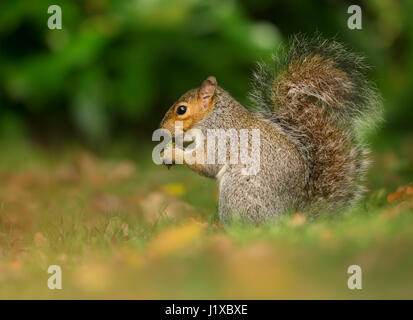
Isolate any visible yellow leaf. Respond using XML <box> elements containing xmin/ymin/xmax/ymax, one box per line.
<box><xmin>115</xmin><ymin>248</ymin><xmax>144</xmax><ymax>268</ymax></box>
<box><xmin>74</xmin><ymin>262</ymin><xmax>112</xmax><ymax>292</ymax></box>
<box><xmin>148</xmin><ymin>222</ymin><xmax>204</xmax><ymax>258</ymax></box>
<box><xmin>161</xmin><ymin>183</ymin><xmax>186</xmax><ymax>197</ymax></box>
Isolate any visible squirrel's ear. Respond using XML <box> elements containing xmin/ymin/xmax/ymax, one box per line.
<box><xmin>198</xmin><ymin>76</ymin><xmax>217</xmax><ymax>108</ymax></box>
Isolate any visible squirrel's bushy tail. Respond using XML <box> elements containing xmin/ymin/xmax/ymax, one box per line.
<box><xmin>250</xmin><ymin>34</ymin><xmax>383</xmax><ymax>212</ymax></box>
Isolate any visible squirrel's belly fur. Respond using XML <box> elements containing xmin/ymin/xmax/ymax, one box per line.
<box><xmin>160</xmin><ymin>34</ymin><xmax>383</xmax><ymax>223</ymax></box>
<box><xmin>217</xmin><ymin>117</ymin><xmax>308</xmax><ymax>223</ymax></box>
<box><xmin>194</xmin><ymin>98</ymin><xmax>312</xmax><ymax>223</ymax></box>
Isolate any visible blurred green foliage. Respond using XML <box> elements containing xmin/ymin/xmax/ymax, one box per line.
<box><xmin>0</xmin><ymin>0</ymin><xmax>412</xmax><ymax>145</ymax></box>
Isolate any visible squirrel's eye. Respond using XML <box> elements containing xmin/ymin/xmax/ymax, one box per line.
<box><xmin>176</xmin><ymin>105</ymin><xmax>187</xmax><ymax>115</ymax></box>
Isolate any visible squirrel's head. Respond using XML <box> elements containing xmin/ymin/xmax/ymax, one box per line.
<box><xmin>160</xmin><ymin>76</ymin><xmax>217</xmax><ymax>136</ymax></box>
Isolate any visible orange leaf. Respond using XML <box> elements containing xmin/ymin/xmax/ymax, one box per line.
<box><xmin>387</xmin><ymin>190</ymin><xmax>404</xmax><ymax>204</ymax></box>
<box><xmin>290</xmin><ymin>212</ymin><xmax>306</xmax><ymax>227</ymax></box>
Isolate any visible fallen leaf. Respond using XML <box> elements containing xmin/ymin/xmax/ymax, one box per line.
<box><xmin>73</xmin><ymin>262</ymin><xmax>112</xmax><ymax>292</ymax></box>
<box><xmin>387</xmin><ymin>190</ymin><xmax>404</xmax><ymax>204</ymax></box>
<box><xmin>147</xmin><ymin>222</ymin><xmax>205</xmax><ymax>258</ymax></box>
<box><xmin>161</xmin><ymin>183</ymin><xmax>186</xmax><ymax>197</ymax></box>
<box><xmin>74</xmin><ymin>152</ymin><xmax>103</xmax><ymax>185</ymax></box>
<box><xmin>290</xmin><ymin>212</ymin><xmax>306</xmax><ymax>227</ymax></box>
<box><xmin>162</xmin><ymin>201</ymin><xmax>197</xmax><ymax>220</ymax></box>
<box><xmin>387</xmin><ymin>185</ymin><xmax>413</xmax><ymax>204</ymax></box>
<box><xmin>213</xmin><ymin>222</ymin><xmax>224</xmax><ymax>231</ymax></box>
<box><xmin>115</xmin><ymin>248</ymin><xmax>143</xmax><ymax>268</ymax></box>
<box><xmin>34</xmin><ymin>232</ymin><xmax>49</xmax><ymax>248</ymax></box>
<box><xmin>89</xmin><ymin>192</ymin><xmax>123</xmax><ymax>213</ymax></box>
<box><xmin>4</xmin><ymin>260</ymin><xmax>23</xmax><ymax>271</ymax></box>
<box><xmin>121</xmin><ymin>223</ymin><xmax>129</xmax><ymax>240</ymax></box>
<box><xmin>225</xmin><ymin>242</ymin><xmax>289</xmax><ymax>298</ymax></box>
<box><xmin>133</xmin><ymin>191</ymin><xmax>197</xmax><ymax>222</ymax></box>
<box><xmin>380</xmin><ymin>200</ymin><xmax>413</xmax><ymax>219</ymax></box>
<box><xmin>318</xmin><ymin>229</ymin><xmax>338</xmax><ymax>249</ymax></box>
<box><xmin>205</xmin><ymin>234</ymin><xmax>234</xmax><ymax>255</ymax></box>
<box><xmin>6</xmin><ymin>171</ymin><xmax>39</xmax><ymax>190</ymax></box>
<box><xmin>54</xmin><ymin>164</ymin><xmax>79</xmax><ymax>183</ymax></box>
<box><xmin>108</xmin><ymin>161</ymin><xmax>136</xmax><ymax>182</ymax></box>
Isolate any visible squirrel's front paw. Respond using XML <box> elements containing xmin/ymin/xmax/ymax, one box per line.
<box><xmin>160</xmin><ymin>147</ymin><xmax>174</xmax><ymax>166</ymax></box>
<box><xmin>160</xmin><ymin>144</ymin><xmax>183</xmax><ymax>168</ymax></box>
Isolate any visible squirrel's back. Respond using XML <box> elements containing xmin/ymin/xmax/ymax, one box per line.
<box><xmin>250</xmin><ymin>34</ymin><xmax>383</xmax><ymax>213</ymax></box>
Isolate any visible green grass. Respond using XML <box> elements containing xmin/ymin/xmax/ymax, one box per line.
<box><xmin>0</xmin><ymin>137</ymin><xmax>412</xmax><ymax>299</ymax></box>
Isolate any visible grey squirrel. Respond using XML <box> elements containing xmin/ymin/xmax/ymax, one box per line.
<box><xmin>159</xmin><ymin>35</ymin><xmax>382</xmax><ymax>223</ymax></box>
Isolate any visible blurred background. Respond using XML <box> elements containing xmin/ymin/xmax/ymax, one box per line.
<box><xmin>0</xmin><ymin>0</ymin><xmax>413</xmax><ymax>300</ymax></box>
<box><xmin>0</xmin><ymin>0</ymin><xmax>412</xmax><ymax>150</ymax></box>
